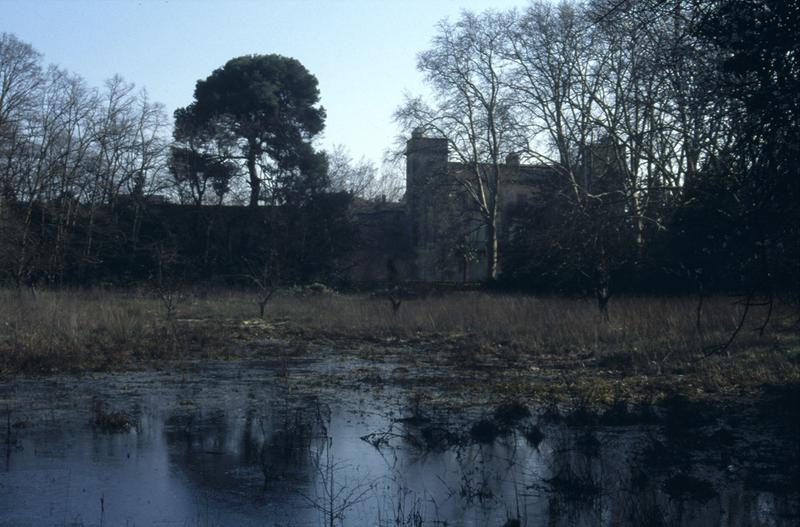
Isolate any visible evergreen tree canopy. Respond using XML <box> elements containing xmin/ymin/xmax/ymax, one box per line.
<box><xmin>176</xmin><ymin>54</ymin><xmax>326</xmax><ymax>206</ymax></box>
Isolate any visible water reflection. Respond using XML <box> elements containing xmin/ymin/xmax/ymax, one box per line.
<box><xmin>0</xmin><ymin>372</ymin><xmax>798</xmax><ymax>526</ymax></box>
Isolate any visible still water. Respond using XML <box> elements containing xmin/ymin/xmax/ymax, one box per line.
<box><xmin>1</xmin><ymin>358</ymin><xmax>797</xmax><ymax>526</ymax></box>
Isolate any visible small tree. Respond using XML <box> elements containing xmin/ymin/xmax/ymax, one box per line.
<box><xmin>150</xmin><ymin>242</ymin><xmax>182</xmax><ymax>320</ymax></box>
<box><xmin>244</xmin><ymin>253</ymin><xmax>279</xmax><ymax>319</ymax></box>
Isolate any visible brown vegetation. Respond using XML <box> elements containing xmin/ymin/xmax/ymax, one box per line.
<box><xmin>0</xmin><ymin>288</ymin><xmax>260</xmax><ymax>373</ymax></box>
<box><xmin>265</xmin><ymin>291</ymin><xmax>800</xmax><ymax>403</ymax></box>
<box><xmin>266</xmin><ymin>291</ymin><xmax>795</xmax><ymax>358</ymax></box>
<box><xmin>0</xmin><ymin>289</ymin><xmax>797</xmax><ymax>405</ymax></box>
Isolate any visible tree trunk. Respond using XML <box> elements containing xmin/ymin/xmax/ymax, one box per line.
<box><xmin>597</xmin><ymin>284</ymin><xmax>610</xmax><ymax>322</ymax></box>
<box><xmin>247</xmin><ymin>140</ymin><xmax>260</xmax><ymax>207</ymax></box>
<box><xmin>596</xmin><ymin>259</ymin><xmax>611</xmax><ymax>322</ymax></box>
<box><xmin>486</xmin><ymin>216</ymin><xmax>498</xmax><ymax>282</ymax></box>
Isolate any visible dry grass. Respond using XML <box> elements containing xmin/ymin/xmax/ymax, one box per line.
<box><xmin>266</xmin><ymin>292</ymin><xmax>789</xmax><ymax>353</ymax></box>
<box><xmin>0</xmin><ymin>287</ymin><xmax>797</xmax><ymax>387</ymax></box>
<box><xmin>262</xmin><ymin>292</ymin><xmax>800</xmax><ymax>393</ymax></box>
<box><xmin>0</xmin><ymin>287</ymin><xmax>257</xmax><ymax>373</ymax></box>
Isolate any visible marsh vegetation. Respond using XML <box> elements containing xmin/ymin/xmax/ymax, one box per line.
<box><xmin>1</xmin><ymin>288</ymin><xmax>797</xmax><ymax>404</ymax></box>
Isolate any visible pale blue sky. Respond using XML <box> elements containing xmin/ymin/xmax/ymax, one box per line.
<box><xmin>2</xmin><ymin>0</ymin><xmax>528</xmax><ymax>166</ymax></box>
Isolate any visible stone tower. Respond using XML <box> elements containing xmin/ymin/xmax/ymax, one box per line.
<box><xmin>405</xmin><ymin>128</ymin><xmax>449</xmax><ymax>281</ymax></box>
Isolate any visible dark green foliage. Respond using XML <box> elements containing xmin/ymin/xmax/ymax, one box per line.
<box><xmin>696</xmin><ymin>0</ymin><xmax>800</xmax><ymax>299</ymax></box>
<box><xmin>157</xmin><ymin>54</ymin><xmax>349</xmax><ymax>288</ymax></box>
<box><xmin>501</xmin><ymin>169</ymin><xmax>637</xmax><ymax>296</ymax></box>
<box><xmin>168</xmin><ymin>146</ymin><xmax>237</xmax><ymax>206</ymax></box>
<box><xmin>192</xmin><ymin>55</ymin><xmax>325</xmax><ymax>136</ymax></box>
<box><xmin>642</xmin><ymin>0</ymin><xmax>800</xmax><ymax>298</ymax></box>
<box><xmin>0</xmin><ymin>196</ymin><xmax>355</xmax><ymax>287</ymax></box>
<box><xmin>176</xmin><ymin>54</ymin><xmax>326</xmax><ymax>207</ymax></box>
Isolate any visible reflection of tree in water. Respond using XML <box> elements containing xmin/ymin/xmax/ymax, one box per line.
<box><xmin>160</xmin><ymin>393</ymin><xmax>799</xmax><ymax>525</ymax></box>
<box><xmin>259</xmin><ymin>399</ymin><xmax>330</xmax><ymax>489</ymax></box>
<box><xmin>538</xmin><ymin>396</ymin><xmax>800</xmax><ymax>527</ymax></box>
<box><xmin>540</xmin><ymin>428</ymin><xmax>605</xmax><ymax>526</ymax></box>
<box><xmin>618</xmin><ymin>394</ymin><xmax>800</xmax><ymax>527</ymax></box>
<box><xmin>540</xmin><ymin>424</ymin><xmax>717</xmax><ymax>527</ymax></box>
<box><xmin>304</xmin><ymin>436</ymin><xmax>377</xmax><ymax>527</ymax></box>
<box><xmin>163</xmin><ymin>397</ymin><xmax>330</xmax><ymax>494</ymax></box>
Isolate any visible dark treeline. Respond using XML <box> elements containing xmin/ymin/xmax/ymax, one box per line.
<box><xmin>397</xmin><ymin>0</ymin><xmax>798</xmax><ymax>301</ymax></box>
<box><xmin>0</xmin><ymin>197</ymin><xmax>354</xmax><ymax>287</ymax></box>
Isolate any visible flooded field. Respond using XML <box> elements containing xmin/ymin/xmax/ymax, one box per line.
<box><xmin>1</xmin><ymin>341</ymin><xmax>798</xmax><ymax>526</ymax></box>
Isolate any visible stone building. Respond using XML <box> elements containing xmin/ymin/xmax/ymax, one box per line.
<box><xmin>347</xmin><ymin>129</ymin><xmax>622</xmax><ymax>283</ymax></box>
<box><xmin>404</xmin><ymin>129</ymin><xmax>557</xmax><ymax>282</ymax></box>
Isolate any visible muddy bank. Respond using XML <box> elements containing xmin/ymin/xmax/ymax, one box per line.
<box><xmin>251</xmin><ymin>319</ymin><xmax>800</xmax><ymax>409</ymax></box>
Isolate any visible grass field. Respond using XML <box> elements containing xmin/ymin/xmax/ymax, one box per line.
<box><xmin>0</xmin><ymin>287</ymin><xmax>797</xmax><ymax>402</ymax></box>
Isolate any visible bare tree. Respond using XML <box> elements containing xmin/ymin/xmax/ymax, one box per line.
<box><xmin>0</xmin><ymin>34</ymin><xmax>43</xmax><ymax>285</ymax></box>
<box><xmin>0</xmin><ymin>33</ymin><xmax>42</xmax><ymax>138</ymax></box>
<box><xmin>0</xmin><ymin>33</ymin><xmax>173</xmax><ymax>286</ymax></box>
<box><xmin>504</xmin><ymin>2</ymin><xmax>633</xmax><ymax>310</ymax></box>
<box><xmin>325</xmin><ymin>144</ymin><xmax>378</xmax><ymax>199</ymax></box>
<box><xmin>373</xmin><ymin>159</ymin><xmax>406</xmax><ymax>203</ymax></box>
<box><xmin>396</xmin><ymin>10</ymin><xmax>521</xmax><ymax>281</ymax></box>
<box><xmin>152</xmin><ymin>242</ymin><xmax>182</xmax><ymax>320</ymax></box>
<box><xmin>244</xmin><ymin>253</ymin><xmax>279</xmax><ymax>318</ymax></box>
<box><xmin>506</xmin><ymin>1</ymin><xmax>601</xmax><ymax>178</ymax></box>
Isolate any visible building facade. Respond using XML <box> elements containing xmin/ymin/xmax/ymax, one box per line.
<box><xmin>404</xmin><ymin>129</ymin><xmax>557</xmax><ymax>282</ymax></box>
<box><xmin>347</xmin><ymin>130</ymin><xmax>622</xmax><ymax>284</ymax></box>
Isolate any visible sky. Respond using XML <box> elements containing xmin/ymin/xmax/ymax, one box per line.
<box><xmin>1</xmin><ymin>0</ymin><xmax>528</xmax><ymax>168</ymax></box>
